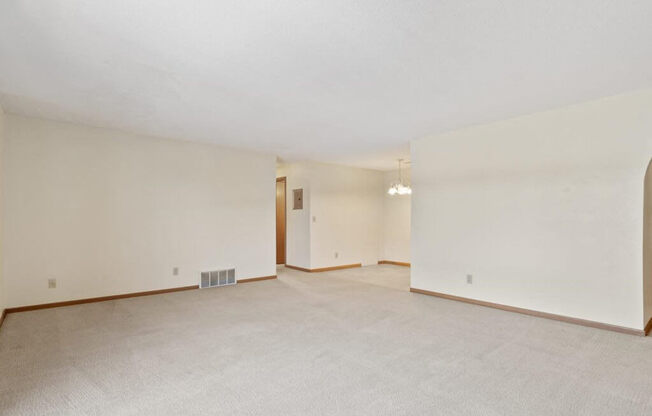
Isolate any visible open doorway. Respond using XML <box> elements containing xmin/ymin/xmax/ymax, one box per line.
<box><xmin>380</xmin><ymin>162</ymin><xmax>411</xmax><ymax>269</ymax></box>
<box><xmin>274</xmin><ymin>161</ymin><xmax>410</xmax><ymax>290</ymax></box>
<box><xmin>276</xmin><ymin>177</ymin><xmax>287</xmax><ymax>264</ymax></box>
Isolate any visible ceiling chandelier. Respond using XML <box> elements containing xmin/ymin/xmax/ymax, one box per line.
<box><xmin>387</xmin><ymin>159</ymin><xmax>412</xmax><ymax>196</ymax></box>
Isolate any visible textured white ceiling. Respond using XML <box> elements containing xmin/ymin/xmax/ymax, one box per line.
<box><xmin>1</xmin><ymin>1</ymin><xmax>651</xmax><ymax>170</ymax></box>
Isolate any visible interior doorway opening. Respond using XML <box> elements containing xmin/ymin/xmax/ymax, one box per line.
<box><xmin>276</xmin><ymin>177</ymin><xmax>287</xmax><ymax>265</ymax></box>
<box><xmin>643</xmin><ymin>159</ymin><xmax>652</xmax><ymax>329</ymax></box>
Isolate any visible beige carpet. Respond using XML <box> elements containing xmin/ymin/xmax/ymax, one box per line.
<box><xmin>1</xmin><ymin>265</ymin><xmax>652</xmax><ymax>415</ymax></box>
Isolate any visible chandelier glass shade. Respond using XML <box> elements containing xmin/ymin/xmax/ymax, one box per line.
<box><xmin>387</xmin><ymin>159</ymin><xmax>411</xmax><ymax>196</ymax></box>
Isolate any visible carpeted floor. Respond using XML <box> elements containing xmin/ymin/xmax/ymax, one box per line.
<box><xmin>1</xmin><ymin>264</ymin><xmax>652</xmax><ymax>415</ymax></box>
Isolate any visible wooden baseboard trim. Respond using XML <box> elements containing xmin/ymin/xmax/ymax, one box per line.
<box><xmin>410</xmin><ymin>287</ymin><xmax>646</xmax><ymax>337</ymax></box>
<box><xmin>6</xmin><ymin>285</ymin><xmax>200</xmax><ymax>314</ymax></box>
<box><xmin>4</xmin><ymin>272</ymin><xmax>281</xmax><ymax>315</ymax></box>
<box><xmin>237</xmin><ymin>275</ymin><xmax>277</xmax><ymax>283</ymax></box>
<box><xmin>285</xmin><ymin>263</ymin><xmax>362</xmax><ymax>273</ymax></box>
<box><xmin>378</xmin><ymin>260</ymin><xmax>411</xmax><ymax>267</ymax></box>
<box><xmin>645</xmin><ymin>317</ymin><xmax>652</xmax><ymax>336</ymax></box>
<box><xmin>285</xmin><ymin>264</ymin><xmax>311</xmax><ymax>272</ymax></box>
<box><xmin>312</xmin><ymin>263</ymin><xmax>362</xmax><ymax>272</ymax></box>
<box><xmin>0</xmin><ymin>309</ymin><xmax>6</xmax><ymax>330</ymax></box>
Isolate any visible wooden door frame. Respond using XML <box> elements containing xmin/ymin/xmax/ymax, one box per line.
<box><xmin>276</xmin><ymin>177</ymin><xmax>287</xmax><ymax>265</ymax></box>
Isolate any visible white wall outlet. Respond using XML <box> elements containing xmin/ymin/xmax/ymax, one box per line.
<box><xmin>466</xmin><ymin>274</ymin><xmax>473</xmax><ymax>284</ymax></box>
<box><xmin>312</xmin><ymin>216</ymin><xmax>316</xmax><ymax>223</ymax></box>
<box><xmin>173</xmin><ymin>267</ymin><xmax>179</xmax><ymax>276</ymax></box>
<box><xmin>334</xmin><ymin>252</ymin><xmax>339</xmax><ymax>259</ymax></box>
<box><xmin>48</xmin><ymin>278</ymin><xmax>57</xmax><ymax>289</ymax></box>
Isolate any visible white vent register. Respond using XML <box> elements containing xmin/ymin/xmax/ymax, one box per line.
<box><xmin>200</xmin><ymin>269</ymin><xmax>236</xmax><ymax>288</ymax></box>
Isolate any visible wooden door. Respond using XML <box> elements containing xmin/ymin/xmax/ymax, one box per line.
<box><xmin>276</xmin><ymin>177</ymin><xmax>286</xmax><ymax>264</ymax></box>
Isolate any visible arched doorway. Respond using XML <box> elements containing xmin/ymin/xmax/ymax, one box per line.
<box><xmin>644</xmin><ymin>158</ymin><xmax>652</xmax><ymax>334</ymax></box>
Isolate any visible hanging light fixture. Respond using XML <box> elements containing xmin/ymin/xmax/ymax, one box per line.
<box><xmin>387</xmin><ymin>159</ymin><xmax>412</xmax><ymax>196</ymax></box>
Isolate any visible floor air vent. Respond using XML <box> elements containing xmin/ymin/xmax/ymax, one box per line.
<box><xmin>200</xmin><ymin>269</ymin><xmax>236</xmax><ymax>288</ymax></box>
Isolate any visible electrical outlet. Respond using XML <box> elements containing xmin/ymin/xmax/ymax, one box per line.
<box><xmin>334</xmin><ymin>252</ymin><xmax>339</xmax><ymax>259</ymax></box>
<box><xmin>312</xmin><ymin>216</ymin><xmax>316</xmax><ymax>223</ymax></box>
<box><xmin>173</xmin><ymin>267</ymin><xmax>179</xmax><ymax>276</ymax></box>
<box><xmin>48</xmin><ymin>278</ymin><xmax>57</xmax><ymax>289</ymax></box>
<box><xmin>466</xmin><ymin>274</ymin><xmax>473</xmax><ymax>284</ymax></box>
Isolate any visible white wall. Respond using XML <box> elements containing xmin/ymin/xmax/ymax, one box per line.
<box><xmin>2</xmin><ymin>115</ymin><xmax>276</xmax><ymax>308</ymax></box>
<box><xmin>309</xmin><ymin>162</ymin><xmax>383</xmax><ymax>268</ymax></box>
<box><xmin>278</xmin><ymin>161</ymin><xmax>384</xmax><ymax>269</ymax></box>
<box><xmin>411</xmin><ymin>89</ymin><xmax>652</xmax><ymax>330</ymax></box>
<box><xmin>382</xmin><ymin>168</ymin><xmax>411</xmax><ymax>263</ymax></box>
